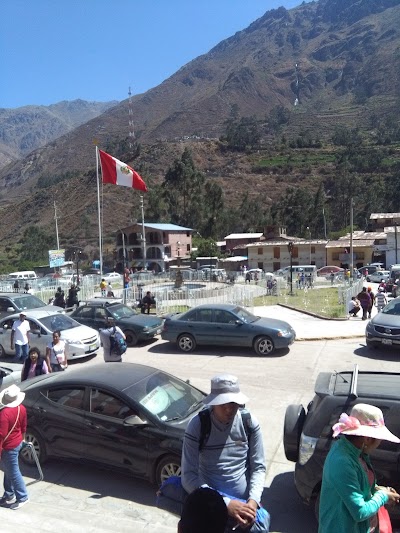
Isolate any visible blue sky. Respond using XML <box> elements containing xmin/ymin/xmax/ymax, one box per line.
<box><xmin>1</xmin><ymin>0</ymin><xmax>303</xmax><ymax>109</ymax></box>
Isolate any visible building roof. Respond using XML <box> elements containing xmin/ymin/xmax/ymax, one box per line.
<box><xmin>338</xmin><ymin>231</ymin><xmax>386</xmax><ymax>240</ymax></box>
<box><xmin>325</xmin><ymin>240</ymin><xmax>373</xmax><ymax>248</ymax></box>
<box><xmin>247</xmin><ymin>240</ymin><xmax>328</xmax><ymax>247</ymax></box>
<box><xmin>123</xmin><ymin>223</ymin><xmax>193</xmax><ymax>232</ymax></box>
<box><xmin>221</xmin><ymin>256</ymin><xmax>248</xmax><ymax>262</ymax></box>
<box><xmin>224</xmin><ymin>233</ymin><xmax>263</xmax><ymax>240</ymax></box>
<box><xmin>370</xmin><ymin>213</ymin><xmax>400</xmax><ymax>220</ymax></box>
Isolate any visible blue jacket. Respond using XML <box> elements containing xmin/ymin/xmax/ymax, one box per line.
<box><xmin>319</xmin><ymin>437</ymin><xmax>388</xmax><ymax>533</ymax></box>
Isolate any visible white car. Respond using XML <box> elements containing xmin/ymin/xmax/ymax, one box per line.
<box><xmin>0</xmin><ymin>310</ymin><xmax>100</xmax><ymax>360</ymax></box>
<box><xmin>367</xmin><ymin>270</ymin><xmax>390</xmax><ymax>283</ymax></box>
<box><xmin>101</xmin><ymin>272</ymin><xmax>122</xmax><ymax>283</ymax></box>
<box><xmin>0</xmin><ymin>362</ymin><xmax>21</xmax><ymax>391</ymax></box>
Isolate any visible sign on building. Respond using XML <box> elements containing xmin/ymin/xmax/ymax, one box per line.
<box><xmin>49</xmin><ymin>249</ymin><xmax>65</xmax><ymax>268</ymax></box>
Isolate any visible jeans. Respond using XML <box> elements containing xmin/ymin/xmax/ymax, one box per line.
<box><xmin>2</xmin><ymin>442</ymin><xmax>28</xmax><ymax>502</ymax></box>
<box><xmin>15</xmin><ymin>343</ymin><xmax>29</xmax><ymax>361</ymax></box>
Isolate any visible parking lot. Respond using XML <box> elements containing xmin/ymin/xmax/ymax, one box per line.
<box><xmin>1</xmin><ymin>324</ymin><xmax>399</xmax><ymax>532</ymax></box>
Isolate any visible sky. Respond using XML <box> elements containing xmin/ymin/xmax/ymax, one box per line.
<box><xmin>1</xmin><ymin>0</ymin><xmax>304</xmax><ymax>109</ymax></box>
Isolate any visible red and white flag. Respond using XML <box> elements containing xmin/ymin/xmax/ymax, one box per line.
<box><xmin>99</xmin><ymin>149</ymin><xmax>147</xmax><ymax>192</ymax></box>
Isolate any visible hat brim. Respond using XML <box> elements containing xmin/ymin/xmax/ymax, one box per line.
<box><xmin>0</xmin><ymin>391</ymin><xmax>25</xmax><ymax>409</ymax></box>
<box><xmin>341</xmin><ymin>425</ymin><xmax>400</xmax><ymax>443</ymax></box>
<box><xmin>202</xmin><ymin>391</ymin><xmax>249</xmax><ymax>406</ymax></box>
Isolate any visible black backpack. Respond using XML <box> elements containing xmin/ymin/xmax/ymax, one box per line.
<box><xmin>198</xmin><ymin>407</ymin><xmax>253</xmax><ymax>451</ymax></box>
<box><xmin>109</xmin><ymin>326</ymin><xmax>127</xmax><ymax>356</ymax></box>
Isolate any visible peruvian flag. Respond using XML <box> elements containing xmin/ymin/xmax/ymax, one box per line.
<box><xmin>99</xmin><ymin>150</ymin><xmax>147</xmax><ymax>192</ymax></box>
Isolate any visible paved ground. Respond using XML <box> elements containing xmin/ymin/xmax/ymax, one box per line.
<box><xmin>0</xmin><ymin>282</ymin><xmax>395</xmax><ymax>532</ymax></box>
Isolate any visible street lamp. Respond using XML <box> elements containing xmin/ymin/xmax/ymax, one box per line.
<box><xmin>306</xmin><ymin>226</ymin><xmax>311</xmax><ymax>264</ymax></box>
<box><xmin>287</xmin><ymin>241</ymin><xmax>294</xmax><ymax>295</ymax></box>
<box><xmin>75</xmin><ymin>250</ymin><xmax>82</xmax><ymax>286</ymax></box>
<box><xmin>176</xmin><ymin>241</ymin><xmax>181</xmax><ymax>267</ymax></box>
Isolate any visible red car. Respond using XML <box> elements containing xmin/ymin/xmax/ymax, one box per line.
<box><xmin>317</xmin><ymin>266</ymin><xmax>344</xmax><ymax>277</ymax></box>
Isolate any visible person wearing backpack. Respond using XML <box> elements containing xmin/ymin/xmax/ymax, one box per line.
<box><xmin>99</xmin><ymin>318</ymin><xmax>127</xmax><ymax>362</ymax></box>
<box><xmin>182</xmin><ymin>374</ymin><xmax>269</xmax><ymax>532</ymax></box>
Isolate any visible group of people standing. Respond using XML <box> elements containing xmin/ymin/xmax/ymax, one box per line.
<box><xmin>52</xmin><ymin>285</ymin><xmax>80</xmax><ymax>309</ymax></box>
<box><xmin>350</xmin><ymin>286</ymin><xmax>387</xmax><ymax>320</ymax></box>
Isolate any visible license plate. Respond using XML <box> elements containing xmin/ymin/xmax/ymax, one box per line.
<box><xmin>382</xmin><ymin>339</ymin><xmax>392</xmax><ymax>345</ymax></box>
<box><xmin>89</xmin><ymin>344</ymin><xmax>97</xmax><ymax>351</ymax></box>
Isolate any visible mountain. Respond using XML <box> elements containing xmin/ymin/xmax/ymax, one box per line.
<box><xmin>0</xmin><ymin>0</ymin><xmax>400</xmax><ymax>261</ymax></box>
<box><xmin>0</xmin><ymin>99</ymin><xmax>118</xmax><ymax>169</ymax></box>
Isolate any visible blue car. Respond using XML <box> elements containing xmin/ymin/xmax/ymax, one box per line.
<box><xmin>161</xmin><ymin>303</ymin><xmax>296</xmax><ymax>356</ymax></box>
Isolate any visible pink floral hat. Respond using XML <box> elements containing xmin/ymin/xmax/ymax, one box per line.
<box><xmin>332</xmin><ymin>403</ymin><xmax>400</xmax><ymax>443</ymax></box>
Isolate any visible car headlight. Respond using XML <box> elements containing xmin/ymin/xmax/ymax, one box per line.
<box><xmin>298</xmin><ymin>433</ymin><xmax>318</xmax><ymax>465</ymax></box>
<box><xmin>365</xmin><ymin>322</ymin><xmax>373</xmax><ymax>332</ymax></box>
<box><xmin>277</xmin><ymin>330</ymin><xmax>289</xmax><ymax>337</ymax></box>
<box><xmin>68</xmin><ymin>339</ymin><xmax>83</xmax><ymax>345</ymax></box>
<box><xmin>142</xmin><ymin>327</ymin><xmax>150</xmax><ymax>333</ymax></box>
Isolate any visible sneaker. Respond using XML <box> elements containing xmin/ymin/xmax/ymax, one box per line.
<box><xmin>0</xmin><ymin>495</ymin><xmax>16</xmax><ymax>505</ymax></box>
<box><xmin>10</xmin><ymin>499</ymin><xmax>29</xmax><ymax>510</ymax></box>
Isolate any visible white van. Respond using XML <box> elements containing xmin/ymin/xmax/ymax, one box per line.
<box><xmin>7</xmin><ymin>271</ymin><xmax>38</xmax><ymax>281</ymax></box>
<box><xmin>282</xmin><ymin>265</ymin><xmax>317</xmax><ymax>278</ymax></box>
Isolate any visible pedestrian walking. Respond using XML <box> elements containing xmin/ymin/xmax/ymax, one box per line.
<box><xmin>10</xmin><ymin>313</ymin><xmax>31</xmax><ymax>362</ymax></box>
<box><xmin>330</xmin><ymin>271</ymin><xmax>335</xmax><ymax>286</ymax></box>
<box><xmin>367</xmin><ymin>286</ymin><xmax>375</xmax><ymax>319</ymax></box>
<box><xmin>375</xmin><ymin>288</ymin><xmax>387</xmax><ymax>312</ymax></box>
<box><xmin>45</xmin><ymin>331</ymin><xmax>68</xmax><ymax>372</ymax></box>
<box><xmin>100</xmin><ymin>278</ymin><xmax>107</xmax><ymax>297</ymax></box>
<box><xmin>99</xmin><ymin>318</ymin><xmax>126</xmax><ymax>362</ymax></box>
<box><xmin>13</xmin><ymin>280</ymin><xmax>19</xmax><ymax>293</ymax></box>
<box><xmin>0</xmin><ymin>385</ymin><xmax>29</xmax><ymax>509</ymax></box>
<box><xmin>356</xmin><ymin>288</ymin><xmax>371</xmax><ymax>321</ymax></box>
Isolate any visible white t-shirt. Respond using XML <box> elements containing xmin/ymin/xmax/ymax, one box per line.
<box><xmin>47</xmin><ymin>339</ymin><xmax>68</xmax><ymax>368</ymax></box>
<box><xmin>12</xmin><ymin>319</ymin><xmax>31</xmax><ymax>345</ymax></box>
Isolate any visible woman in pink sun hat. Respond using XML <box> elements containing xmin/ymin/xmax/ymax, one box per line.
<box><xmin>319</xmin><ymin>403</ymin><xmax>400</xmax><ymax>533</ymax></box>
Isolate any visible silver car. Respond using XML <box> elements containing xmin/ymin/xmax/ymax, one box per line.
<box><xmin>0</xmin><ymin>309</ymin><xmax>100</xmax><ymax>360</ymax></box>
<box><xmin>0</xmin><ymin>362</ymin><xmax>21</xmax><ymax>391</ymax></box>
<box><xmin>366</xmin><ymin>297</ymin><xmax>400</xmax><ymax>348</ymax></box>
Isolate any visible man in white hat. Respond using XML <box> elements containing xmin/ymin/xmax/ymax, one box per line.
<box><xmin>0</xmin><ymin>384</ymin><xmax>29</xmax><ymax>509</ymax></box>
<box><xmin>181</xmin><ymin>374</ymin><xmax>269</xmax><ymax>532</ymax></box>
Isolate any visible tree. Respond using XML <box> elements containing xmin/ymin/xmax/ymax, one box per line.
<box><xmin>19</xmin><ymin>226</ymin><xmax>56</xmax><ymax>264</ymax></box>
<box><xmin>222</xmin><ymin>116</ymin><xmax>261</xmax><ymax>151</ymax></box>
<box><xmin>162</xmin><ymin>148</ymin><xmax>205</xmax><ymax>228</ymax></box>
<box><xmin>201</xmin><ymin>181</ymin><xmax>224</xmax><ymax>239</ymax></box>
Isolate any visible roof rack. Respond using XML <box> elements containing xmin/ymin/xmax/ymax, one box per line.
<box><xmin>349</xmin><ymin>364</ymin><xmax>359</xmax><ymax>399</ymax></box>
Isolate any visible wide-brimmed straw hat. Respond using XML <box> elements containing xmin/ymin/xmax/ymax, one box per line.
<box><xmin>0</xmin><ymin>384</ymin><xmax>25</xmax><ymax>409</ymax></box>
<box><xmin>202</xmin><ymin>374</ymin><xmax>249</xmax><ymax>406</ymax></box>
<box><xmin>332</xmin><ymin>403</ymin><xmax>400</xmax><ymax>443</ymax></box>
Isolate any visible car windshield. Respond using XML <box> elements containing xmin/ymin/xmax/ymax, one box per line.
<box><xmin>381</xmin><ymin>300</ymin><xmax>400</xmax><ymax>316</ymax></box>
<box><xmin>126</xmin><ymin>371</ymin><xmax>204</xmax><ymax>422</ymax></box>
<box><xmin>233</xmin><ymin>306</ymin><xmax>258</xmax><ymax>323</ymax></box>
<box><xmin>11</xmin><ymin>295</ymin><xmax>46</xmax><ymax>310</ymax></box>
<box><xmin>107</xmin><ymin>304</ymin><xmax>137</xmax><ymax>320</ymax></box>
<box><xmin>40</xmin><ymin>314</ymin><xmax>81</xmax><ymax>332</ymax></box>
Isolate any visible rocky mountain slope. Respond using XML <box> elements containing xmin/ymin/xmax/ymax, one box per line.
<box><xmin>0</xmin><ymin>99</ymin><xmax>118</xmax><ymax>169</ymax></box>
<box><xmin>0</xmin><ymin>0</ymin><xmax>399</xmax><ymax>258</ymax></box>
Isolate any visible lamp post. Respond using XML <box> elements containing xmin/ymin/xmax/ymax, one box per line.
<box><xmin>177</xmin><ymin>241</ymin><xmax>181</xmax><ymax>267</ymax></box>
<box><xmin>306</xmin><ymin>226</ymin><xmax>311</xmax><ymax>264</ymax></box>
<box><xmin>287</xmin><ymin>241</ymin><xmax>294</xmax><ymax>295</ymax></box>
<box><xmin>75</xmin><ymin>250</ymin><xmax>82</xmax><ymax>286</ymax></box>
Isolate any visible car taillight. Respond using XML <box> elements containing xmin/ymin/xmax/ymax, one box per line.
<box><xmin>298</xmin><ymin>433</ymin><xmax>318</xmax><ymax>465</ymax></box>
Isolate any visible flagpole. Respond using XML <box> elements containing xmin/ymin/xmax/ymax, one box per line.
<box><xmin>140</xmin><ymin>195</ymin><xmax>146</xmax><ymax>271</ymax></box>
<box><xmin>96</xmin><ymin>146</ymin><xmax>103</xmax><ymax>276</ymax></box>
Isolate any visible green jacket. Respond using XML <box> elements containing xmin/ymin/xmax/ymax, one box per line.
<box><xmin>318</xmin><ymin>437</ymin><xmax>388</xmax><ymax>533</ymax></box>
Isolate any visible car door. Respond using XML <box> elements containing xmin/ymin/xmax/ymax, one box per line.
<box><xmin>35</xmin><ymin>386</ymin><xmax>88</xmax><ymax>458</ymax></box>
<box><xmin>0</xmin><ymin>318</ymin><xmax>14</xmax><ymax>356</ymax></box>
<box><xmin>27</xmin><ymin>318</ymin><xmax>50</xmax><ymax>356</ymax></box>
<box><xmin>92</xmin><ymin>306</ymin><xmax>108</xmax><ymax>330</ymax></box>
<box><xmin>72</xmin><ymin>305</ymin><xmax>96</xmax><ymax>328</ymax></box>
<box><xmin>212</xmin><ymin>309</ymin><xmax>249</xmax><ymax>346</ymax></box>
<box><xmin>83</xmin><ymin>388</ymin><xmax>149</xmax><ymax>477</ymax></box>
<box><xmin>181</xmin><ymin>308</ymin><xmax>214</xmax><ymax>345</ymax></box>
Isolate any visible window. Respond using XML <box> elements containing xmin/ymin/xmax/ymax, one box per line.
<box><xmin>311</xmin><ymin>246</ymin><xmax>315</xmax><ymax>254</ymax></box>
<box><xmin>292</xmin><ymin>247</ymin><xmax>298</xmax><ymax>258</ymax></box>
<box><xmin>47</xmin><ymin>388</ymin><xmax>85</xmax><ymax>410</ymax></box>
<box><xmin>73</xmin><ymin>306</ymin><xmax>93</xmax><ymax>319</ymax></box>
<box><xmin>273</xmin><ymin>247</ymin><xmax>280</xmax><ymax>259</ymax></box>
<box><xmin>95</xmin><ymin>308</ymin><xmax>107</xmax><ymax>320</ymax></box>
<box><xmin>197</xmin><ymin>309</ymin><xmax>213</xmax><ymax>322</ymax></box>
<box><xmin>332</xmin><ymin>253</ymin><xmax>340</xmax><ymax>260</ymax></box>
<box><xmin>214</xmin><ymin>310</ymin><xmax>236</xmax><ymax>324</ymax></box>
<box><xmin>187</xmin><ymin>244</ymin><xmax>191</xmax><ymax>252</ymax></box>
<box><xmin>90</xmin><ymin>389</ymin><xmax>136</xmax><ymax>419</ymax></box>
<box><xmin>258</xmin><ymin>248</ymin><xmax>263</xmax><ymax>255</ymax></box>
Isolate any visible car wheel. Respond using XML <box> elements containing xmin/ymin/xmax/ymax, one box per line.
<box><xmin>20</xmin><ymin>429</ymin><xmax>47</xmax><ymax>466</ymax></box>
<box><xmin>254</xmin><ymin>335</ymin><xmax>274</xmax><ymax>356</ymax></box>
<box><xmin>124</xmin><ymin>330</ymin><xmax>138</xmax><ymax>347</ymax></box>
<box><xmin>283</xmin><ymin>404</ymin><xmax>306</xmax><ymax>462</ymax></box>
<box><xmin>155</xmin><ymin>454</ymin><xmax>181</xmax><ymax>487</ymax></box>
<box><xmin>177</xmin><ymin>334</ymin><xmax>196</xmax><ymax>353</ymax></box>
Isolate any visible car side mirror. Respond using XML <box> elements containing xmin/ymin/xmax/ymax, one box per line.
<box><xmin>235</xmin><ymin>320</ymin><xmax>243</xmax><ymax>326</ymax></box>
<box><xmin>7</xmin><ymin>307</ymin><xmax>15</xmax><ymax>313</ymax></box>
<box><xmin>123</xmin><ymin>415</ymin><xmax>147</xmax><ymax>427</ymax></box>
<box><xmin>32</xmin><ymin>329</ymin><xmax>41</xmax><ymax>337</ymax></box>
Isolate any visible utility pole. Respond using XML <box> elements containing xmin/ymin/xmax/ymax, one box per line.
<box><xmin>54</xmin><ymin>200</ymin><xmax>60</xmax><ymax>250</ymax></box>
<box><xmin>140</xmin><ymin>196</ymin><xmax>146</xmax><ymax>270</ymax></box>
<box><xmin>350</xmin><ymin>198</ymin><xmax>354</xmax><ymax>282</ymax></box>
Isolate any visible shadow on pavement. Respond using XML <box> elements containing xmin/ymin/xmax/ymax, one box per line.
<box><xmin>148</xmin><ymin>342</ymin><xmax>290</xmax><ymax>358</ymax></box>
<box><xmin>354</xmin><ymin>343</ymin><xmax>400</xmax><ymax>362</ymax></box>
<box><xmin>262</xmin><ymin>471</ymin><xmax>317</xmax><ymax>533</ymax></box>
<box><xmin>12</xmin><ymin>459</ymin><xmax>160</xmax><ymax>508</ymax></box>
